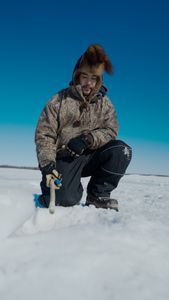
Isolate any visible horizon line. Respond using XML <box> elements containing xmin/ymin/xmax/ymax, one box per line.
<box><xmin>0</xmin><ymin>164</ymin><xmax>168</xmax><ymax>177</ymax></box>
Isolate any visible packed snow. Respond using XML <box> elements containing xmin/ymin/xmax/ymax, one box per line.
<box><xmin>0</xmin><ymin>167</ymin><xmax>169</xmax><ymax>300</ymax></box>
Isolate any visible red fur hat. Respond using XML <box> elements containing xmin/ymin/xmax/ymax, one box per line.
<box><xmin>73</xmin><ymin>44</ymin><xmax>113</xmax><ymax>85</ymax></box>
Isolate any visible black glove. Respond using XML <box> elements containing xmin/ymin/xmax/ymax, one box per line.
<box><xmin>41</xmin><ymin>162</ymin><xmax>62</xmax><ymax>188</ymax></box>
<box><xmin>67</xmin><ymin>134</ymin><xmax>93</xmax><ymax>157</ymax></box>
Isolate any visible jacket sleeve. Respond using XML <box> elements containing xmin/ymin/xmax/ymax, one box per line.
<box><xmin>35</xmin><ymin>96</ymin><xmax>60</xmax><ymax>168</ymax></box>
<box><xmin>90</xmin><ymin>96</ymin><xmax>118</xmax><ymax>149</ymax></box>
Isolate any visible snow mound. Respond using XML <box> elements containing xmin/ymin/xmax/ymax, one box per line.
<box><xmin>14</xmin><ymin>205</ymin><xmax>118</xmax><ymax>236</ymax></box>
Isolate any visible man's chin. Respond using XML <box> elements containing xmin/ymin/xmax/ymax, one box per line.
<box><xmin>82</xmin><ymin>89</ymin><xmax>91</xmax><ymax>95</ymax></box>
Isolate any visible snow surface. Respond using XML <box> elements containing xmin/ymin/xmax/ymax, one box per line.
<box><xmin>0</xmin><ymin>168</ymin><xmax>169</xmax><ymax>300</ymax></box>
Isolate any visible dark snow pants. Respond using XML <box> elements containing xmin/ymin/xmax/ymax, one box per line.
<box><xmin>40</xmin><ymin>140</ymin><xmax>132</xmax><ymax>207</ymax></box>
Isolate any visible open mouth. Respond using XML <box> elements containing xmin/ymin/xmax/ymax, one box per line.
<box><xmin>82</xmin><ymin>86</ymin><xmax>91</xmax><ymax>93</ymax></box>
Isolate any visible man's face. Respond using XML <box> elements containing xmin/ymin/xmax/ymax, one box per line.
<box><xmin>79</xmin><ymin>72</ymin><xmax>97</xmax><ymax>96</ymax></box>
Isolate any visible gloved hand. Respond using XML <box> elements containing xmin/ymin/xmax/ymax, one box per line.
<box><xmin>67</xmin><ymin>134</ymin><xmax>93</xmax><ymax>157</ymax></box>
<box><xmin>41</xmin><ymin>162</ymin><xmax>62</xmax><ymax>188</ymax></box>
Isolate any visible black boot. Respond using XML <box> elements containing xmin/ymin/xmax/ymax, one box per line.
<box><xmin>85</xmin><ymin>195</ymin><xmax>119</xmax><ymax>211</ymax></box>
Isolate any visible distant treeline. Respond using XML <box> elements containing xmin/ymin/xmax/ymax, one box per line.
<box><xmin>0</xmin><ymin>165</ymin><xmax>168</xmax><ymax>177</ymax></box>
<box><xmin>0</xmin><ymin>165</ymin><xmax>39</xmax><ymax>170</ymax></box>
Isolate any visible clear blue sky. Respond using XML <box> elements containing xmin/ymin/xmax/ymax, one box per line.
<box><xmin>0</xmin><ymin>0</ymin><xmax>169</xmax><ymax>174</ymax></box>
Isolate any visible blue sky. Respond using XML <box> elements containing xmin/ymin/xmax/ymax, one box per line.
<box><xmin>0</xmin><ymin>0</ymin><xmax>169</xmax><ymax>174</ymax></box>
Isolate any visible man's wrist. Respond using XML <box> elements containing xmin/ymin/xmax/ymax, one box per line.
<box><xmin>81</xmin><ymin>133</ymin><xmax>94</xmax><ymax>148</ymax></box>
<box><xmin>40</xmin><ymin>161</ymin><xmax>56</xmax><ymax>174</ymax></box>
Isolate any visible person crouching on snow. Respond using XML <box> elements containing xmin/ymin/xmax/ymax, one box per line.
<box><xmin>35</xmin><ymin>44</ymin><xmax>132</xmax><ymax>210</ymax></box>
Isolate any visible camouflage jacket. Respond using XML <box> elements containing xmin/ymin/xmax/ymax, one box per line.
<box><xmin>35</xmin><ymin>85</ymin><xmax>118</xmax><ymax>168</ymax></box>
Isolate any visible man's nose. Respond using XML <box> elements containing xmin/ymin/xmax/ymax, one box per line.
<box><xmin>86</xmin><ymin>79</ymin><xmax>92</xmax><ymax>84</ymax></box>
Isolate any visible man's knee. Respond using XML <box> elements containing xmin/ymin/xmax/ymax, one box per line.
<box><xmin>58</xmin><ymin>194</ymin><xmax>80</xmax><ymax>207</ymax></box>
<box><xmin>101</xmin><ymin>139</ymin><xmax>132</xmax><ymax>162</ymax></box>
<box><xmin>99</xmin><ymin>139</ymin><xmax>132</xmax><ymax>177</ymax></box>
<box><xmin>56</xmin><ymin>187</ymin><xmax>82</xmax><ymax>207</ymax></box>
